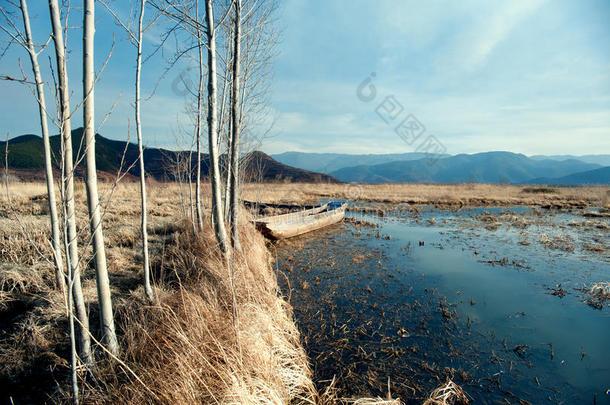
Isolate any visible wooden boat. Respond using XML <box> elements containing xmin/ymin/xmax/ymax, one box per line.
<box><xmin>254</xmin><ymin>202</ymin><xmax>347</xmax><ymax>239</ymax></box>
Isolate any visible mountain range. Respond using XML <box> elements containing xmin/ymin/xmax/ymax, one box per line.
<box><xmin>3</xmin><ymin>131</ymin><xmax>608</xmax><ymax>185</ymax></box>
<box><xmin>273</xmin><ymin>151</ymin><xmax>610</xmax><ymax>185</ymax></box>
<box><xmin>270</xmin><ymin>152</ymin><xmax>450</xmax><ymax>174</ymax></box>
<box><xmin>0</xmin><ymin>130</ymin><xmax>338</xmax><ymax>183</ymax></box>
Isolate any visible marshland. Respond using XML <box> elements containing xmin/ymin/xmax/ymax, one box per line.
<box><xmin>2</xmin><ymin>0</ymin><xmax>610</xmax><ymax>404</ymax></box>
<box><xmin>2</xmin><ymin>181</ymin><xmax>608</xmax><ymax>403</ymax></box>
<box><xmin>256</xmin><ymin>183</ymin><xmax>610</xmax><ymax>403</ymax></box>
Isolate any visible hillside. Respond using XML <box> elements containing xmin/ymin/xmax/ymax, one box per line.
<box><xmin>245</xmin><ymin>151</ymin><xmax>339</xmax><ymax>182</ymax></box>
<box><xmin>0</xmin><ymin>130</ymin><xmax>339</xmax><ymax>183</ymax></box>
<box><xmin>527</xmin><ymin>166</ymin><xmax>610</xmax><ymax>185</ymax></box>
<box><xmin>329</xmin><ymin>152</ymin><xmax>602</xmax><ymax>184</ymax></box>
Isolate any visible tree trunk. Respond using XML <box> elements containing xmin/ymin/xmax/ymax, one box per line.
<box><xmin>83</xmin><ymin>0</ymin><xmax>118</xmax><ymax>355</ymax></box>
<box><xmin>195</xmin><ymin>1</ymin><xmax>204</xmax><ymax>232</ymax></box>
<box><xmin>48</xmin><ymin>0</ymin><xmax>93</xmax><ymax>366</ymax></box>
<box><xmin>135</xmin><ymin>0</ymin><xmax>153</xmax><ymax>301</ymax></box>
<box><xmin>20</xmin><ymin>0</ymin><xmax>65</xmax><ymax>294</ymax></box>
<box><xmin>218</xmin><ymin>34</ymin><xmax>232</xmax><ymax>222</ymax></box>
<box><xmin>204</xmin><ymin>0</ymin><xmax>230</xmax><ymax>254</ymax></box>
<box><xmin>187</xmin><ymin>148</ymin><xmax>195</xmax><ymax>233</ymax></box>
<box><xmin>65</xmin><ymin>244</ymin><xmax>79</xmax><ymax>405</ymax></box>
<box><xmin>224</xmin><ymin>116</ymin><xmax>232</xmax><ymax>221</ymax></box>
<box><xmin>228</xmin><ymin>0</ymin><xmax>242</xmax><ymax>250</ymax></box>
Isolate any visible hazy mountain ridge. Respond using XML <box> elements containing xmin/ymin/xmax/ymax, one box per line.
<box><xmin>1</xmin><ymin>130</ymin><xmax>339</xmax><ymax>183</ymax></box>
<box><xmin>271</xmin><ymin>151</ymin><xmax>450</xmax><ymax>174</ymax></box>
<box><xmin>530</xmin><ymin>154</ymin><xmax>610</xmax><ymax>166</ymax></box>
<box><xmin>272</xmin><ymin>151</ymin><xmax>609</xmax><ymax>184</ymax></box>
<box><xmin>327</xmin><ymin>152</ymin><xmax>605</xmax><ymax>184</ymax></box>
<box><xmin>526</xmin><ymin>166</ymin><xmax>610</xmax><ymax>185</ymax></box>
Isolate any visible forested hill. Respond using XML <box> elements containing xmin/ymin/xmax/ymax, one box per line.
<box><xmin>0</xmin><ymin>129</ymin><xmax>339</xmax><ymax>183</ymax></box>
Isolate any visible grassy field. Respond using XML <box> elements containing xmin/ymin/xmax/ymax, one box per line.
<box><xmin>243</xmin><ymin>182</ymin><xmax>610</xmax><ymax>209</ymax></box>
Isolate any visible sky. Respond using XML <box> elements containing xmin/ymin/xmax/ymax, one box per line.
<box><xmin>1</xmin><ymin>0</ymin><xmax>609</xmax><ymax>156</ymax></box>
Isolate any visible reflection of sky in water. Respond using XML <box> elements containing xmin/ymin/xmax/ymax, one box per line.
<box><xmin>278</xmin><ymin>207</ymin><xmax>610</xmax><ymax>403</ymax></box>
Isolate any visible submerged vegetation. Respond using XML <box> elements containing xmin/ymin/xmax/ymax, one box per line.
<box><xmin>587</xmin><ymin>281</ymin><xmax>610</xmax><ymax>309</ymax></box>
<box><xmin>275</xmin><ymin>194</ymin><xmax>609</xmax><ymax>404</ymax></box>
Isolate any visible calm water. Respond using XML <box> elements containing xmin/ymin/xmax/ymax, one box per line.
<box><xmin>276</xmin><ymin>206</ymin><xmax>610</xmax><ymax>404</ymax></box>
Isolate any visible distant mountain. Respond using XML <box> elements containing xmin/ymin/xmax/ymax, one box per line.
<box><xmin>271</xmin><ymin>151</ymin><xmax>449</xmax><ymax>174</ymax></box>
<box><xmin>0</xmin><ymin>130</ymin><xmax>339</xmax><ymax>183</ymax></box>
<box><xmin>527</xmin><ymin>166</ymin><xmax>610</xmax><ymax>185</ymax></box>
<box><xmin>329</xmin><ymin>152</ymin><xmax>602</xmax><ymax>184</ymax></box>
<box><xmin>530</xmin><ymin>154</ymin><xmax>610</xmax><ymax>167</ymax></box>
<box><xmin>273</xmin><ymin>151</ymin><xmax>610</xmax><ymax>179</ymax></box>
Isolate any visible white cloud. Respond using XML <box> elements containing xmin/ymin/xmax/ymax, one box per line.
<box><xmin>464</xmin><ymin>0</ymin><xmax>550</xmax><ymax>68</ymax></box>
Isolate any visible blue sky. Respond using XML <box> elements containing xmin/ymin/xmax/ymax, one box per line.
<box><xmin>1</xmin><ymin>0</ymin><xmax>609</xmax><ymax>155</ymax></box>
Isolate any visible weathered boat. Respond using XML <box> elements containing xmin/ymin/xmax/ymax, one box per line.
<box><xmin>254</xmin><ymin>202</ymin><xmax>347</xmax><ymax>239</ymax></box>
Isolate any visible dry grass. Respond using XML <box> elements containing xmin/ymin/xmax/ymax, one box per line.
<box><xmin>242</xmin><ymin>183</ymin><xmax>609</xmax><ymax>208</ymax></box>
<box><xmin>587</xmin><ymin>282</ymin><xmax>610</xmax><ymax>309</ymax></box>
<box><xmin>92</xmin><ymin>221</ymin><xmax>317</xmax><ymax>404</ymax></box>
<box><xmin>590</xmin><ymin>282</ymin><xmax>610</xmax><ymax>298</ymax></box>
<box><xmin>0</xmin><ymin>181</ymin><xmax>477</xmax><ymax>404</ymax></box>
<box><xmin>422</xmin><ymin>380</ymin><xmax>469</xmax><ymax>405</ymax></box>
<box><xmin>0</xmin><ymin>181</ymin><xmax>315</xmax><ymax>404</ymax></box>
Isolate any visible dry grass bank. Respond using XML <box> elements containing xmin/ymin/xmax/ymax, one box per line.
<box><xmin>0</xmin><ymin>181</ymin><xmax>315</xmax><ymax>404</ymax></box>
<box><xmin>94</xmin><ymin>219</ymin><xmax>317</xmax><ymax>404</ymax></box>
<box><xmin>242</xmin><ymin>182</ymin><xmax>610</xmax><ymax>208</ymax></box>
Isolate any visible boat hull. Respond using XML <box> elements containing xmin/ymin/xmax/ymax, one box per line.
<box><xmin>255</xmin><ymin>203</ymin><xmax>346</xmax><ymax>239</ymax></box>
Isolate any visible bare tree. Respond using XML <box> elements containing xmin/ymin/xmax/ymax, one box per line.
<box><xmin>223</xmin><ymin>0</ymin><xmax>278</xmax><ymax>242</ymax></box>
<box><xmin>227</xmin><ymin>0</ymin><xmax>241</xmax><ymax>249</ymax></box>
<box><xmin>100</xmin><ymin>0</ymin><xmax>156</xmax><ymax>301</ymax></box>
<box><xmin>82</xmin><ymin>0</ymin><xmax>118</xmax><ymax>355</ymax></box>
<box><xmin>216</xmin><ymin>12</ymin><xmax>233</xmax><ymax>222</ymax></box>
<box><xmin>48</xmin><ymin>0</ymin><xmax>93</xmax><ymax>366</ymax></box>
<box><xmin>204</xmin><ymin>0</ymin><xmax>230</xmax><ymax>254</ymax></box>
<box><xmin>194</xmin><ymin>0</ymin><xmax>205</xmax><ymax>231</ymax></box>
<box><xmin>148</xmin><ymin>0</ymin><xmax>231</xmax><ymax>251</ymax></box>
<box><xmin>135</xmin><ymin>0</ymin><xmax>154</xmax><ymax>300</ymax></box>
<box><xmin>0</xmin><ymin>1</ymin><xmax>66</xmax><ymax>294</ymax></box>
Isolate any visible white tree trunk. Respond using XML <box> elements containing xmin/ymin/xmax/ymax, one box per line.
<box><xmin>187</xmin><ymin>148</ymin><xmax>195</xmax><ymax>233</ymax></box>
<box><xmin>204</xmin><ymin>0</ymin><xmax>230</xmax><ymax>254</ymax></box>
<box><xmin>224</xmin><ymin>118</ymin><xmax>232</xmax><ymax>221</ymax></box>
<box><xmin>48</xmin><ymin>0</ymin><xmax>93</xmax><ymax>366</ymax></box>
<box><xmin>83</xmin><ymin>0</ymin><xmax>118</xmax><ymax>355</ymax></box>
<box><xmin>228</xmin><ymin>0</ymin><xmax>242</xmax><ymax>250</ymax></box>
<box><xmin>19</xmin><ymin>0</ymin><xmax>65</xmax><ymax>294</ymax></box>
<box><xmin>218</xmin><ymin>35</ymin><xmax>232</xmax><ymax>222</ymax></box>
<box><xmin>195</xmin><ymin>0</ymin><xmax>204</xmax><ymax>232</ymax></box>
<box><xmin>135</xmin><ymin>0</ymin><xmax>153</xmax><ymax>300</ymax></box>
